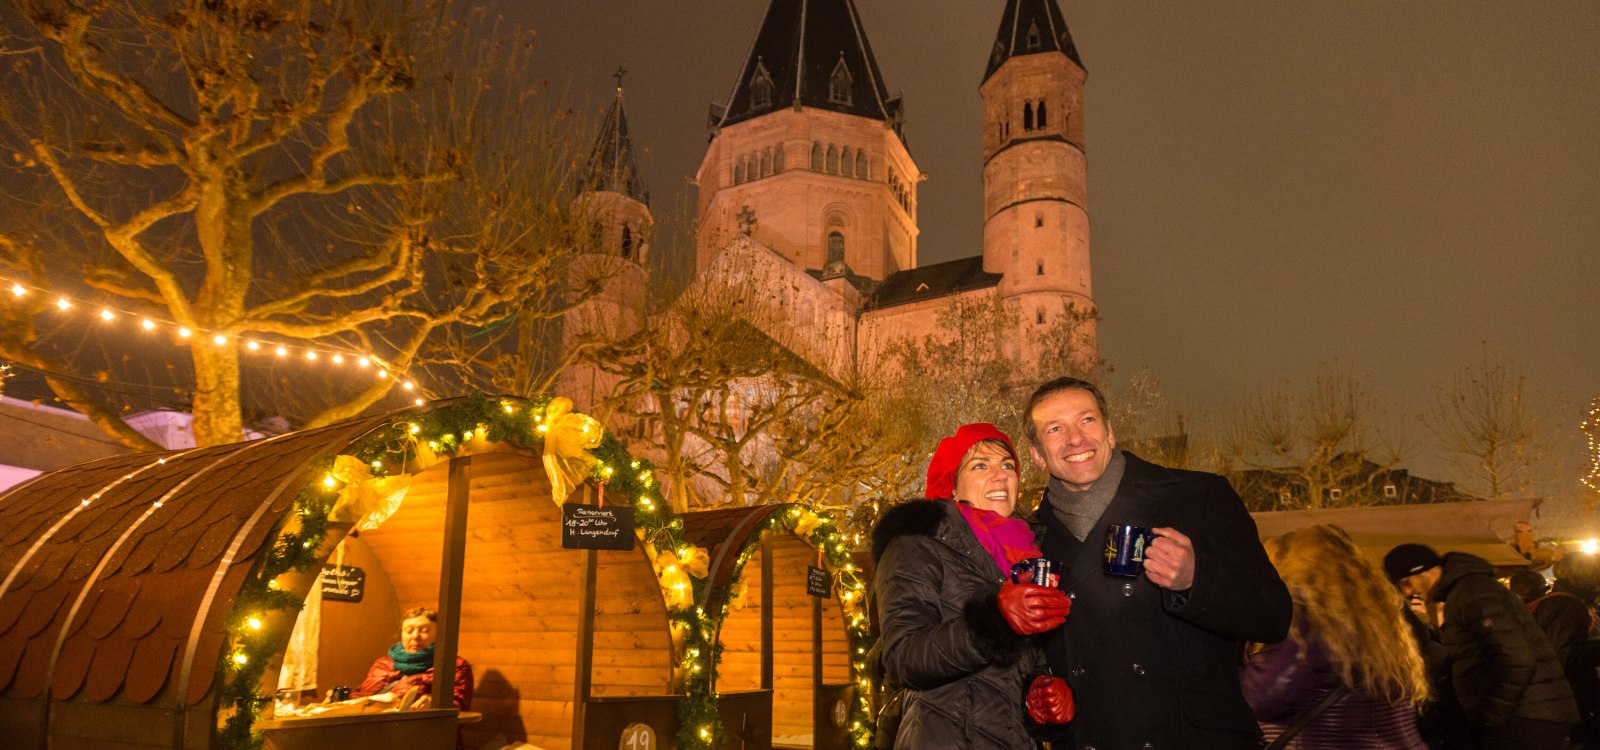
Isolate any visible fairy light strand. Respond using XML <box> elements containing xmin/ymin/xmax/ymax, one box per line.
<box><xmin>2</xmin><ymin>277</ymin><xmax>428</xmax><ymax>403</ymax></box>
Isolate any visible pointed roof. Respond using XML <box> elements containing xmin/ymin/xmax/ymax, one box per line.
<box><xmin>584</xmin><ymin>80</ymin><xmax>648</xmax><ymax>205</ymax></box>
<box><xmin>714</xmin><ymin>0</ymin><xmax>899</xmax><ymax>130</ymax></box>
<box><xmin>984</xmin><ymin>0</ymin><xmax>1083</xmax><ymax>82</ymax></box>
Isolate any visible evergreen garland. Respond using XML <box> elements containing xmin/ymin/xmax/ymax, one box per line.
<box><xmin>214</xmin><ymin>393</ymin><xmax>874</xmax><ymax>750</ymax></box>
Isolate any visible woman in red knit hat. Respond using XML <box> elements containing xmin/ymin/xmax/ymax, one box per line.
<box><xmin>870</xmin><ymin>423</ymin><xmax>1074</xmax><ymax>748</ymax></box>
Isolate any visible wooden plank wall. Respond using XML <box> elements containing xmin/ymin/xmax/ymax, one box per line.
<box><xmin>359</xmin><ymin>452</ymin><xmax>672</xmax><ymax>750</ymax></box>
<box><xmin>717</xmin><ymin>533</ymin><xmax>850</xmax><ymax>747</ymax></box>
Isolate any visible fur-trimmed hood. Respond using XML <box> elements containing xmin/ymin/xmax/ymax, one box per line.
<box><xmin>870</xmin><ymin>499</ymin><xmax>953</xmax><ymax>562</ymax></box>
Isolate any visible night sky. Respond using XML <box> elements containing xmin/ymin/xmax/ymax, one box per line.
<box><xmin>509</xmin><ymin>1</ymin><xmax>1599</xmax><ymax>502</ymax></box>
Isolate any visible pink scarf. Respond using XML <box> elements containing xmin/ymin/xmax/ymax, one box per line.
<box><xmin>953</xmin><ymin>501</ymin><xmax>1042</xmax><ymax>578</ymax></box>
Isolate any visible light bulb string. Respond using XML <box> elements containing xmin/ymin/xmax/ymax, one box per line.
<box><xmin>2</xmin><ymin>275</ymin><xmax>430</xmax><ymax>400</ymax></box>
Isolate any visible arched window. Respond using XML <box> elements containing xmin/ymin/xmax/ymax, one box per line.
<box><xmin>855</xmin><ymin>151</ymin><xmax>868</xmax><ymax>179</ymax></box>
<box><xmin>774</xmin><ymin>145</ymin><xmax>785</xmax><ymax>172</ymax></box>
<box><xmin>621</xmin><ymin>226</ymin><xmax>634</xmax><ymax>258</ymax></box>
<box><xmin>734</xmin><ymin>161</ymin><xmax>745</xmax><ymax>184</ymax></box>
<box><xmin>826</xmin><ymin>145</ymin><xmax>839</xmax><ymax>174</ymax></box>
<box><xmin>840</xmin><ymin>147</ymin><xmax>853</xmax><ymax>177</ymax></box>
<box><xmin>1036</xmin><ymin>100</ymin><xmax>1047</xmax><ymax>129</ymax></box>
<box><xmin>826</xmin><ymin>232</ymin><xmax>845</xmax><ymax>265</ymax></box>
<box><xmin>1036</xmin><ymin>260</ymin><xmax>1044</xmax><ymax>275</ymax></box>
<box><xmin>760</xmin><ymin>149</ymin><xmax>771</xmax><ymax>177</ymax></box>
<box><xmin>1023</xmin><ymin>102</ymin><xmax>1034</xmax><ymax>132</ymax></box>
<box><xmin>811</xmin><ymin>142</ymin><xmax>823</xmax><ymax>170</ymax></box>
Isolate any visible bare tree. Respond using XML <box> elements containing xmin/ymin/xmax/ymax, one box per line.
<box><xmin>1105</xmin><ymin>368</ymin><xmax>1193</xmax><ymax>471</ymax></box>
<box><xmin>587</xmin><ymin>282</ymin><xmax>909</xmax><ymax>514</ymax></box>
<box><xmin>0</xmin><ymin>1</ymin><xmax>593</xmax><ymax>447</ymax></box>
<box><xmin>877</xmin><ymin>295</ymin><xmax>1101</xmax><ymax>507</ymax></box>
<box><xmin>1424</xmin><ymin>354</ymin><xmax>1544</xmax><ymax>500</ymax></box>
<box><xmin>1220</xmin><ymin>371</ymin><xmax>1408</xmax><ymax>510</ymax></box>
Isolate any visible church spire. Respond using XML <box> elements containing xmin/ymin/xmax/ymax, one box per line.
<box><xmin>713</xmin><ymin>0</ymin><xmax>900</xmax><ymax>131</ymax></box>
<box><xmin>984</xmin><ymin>0</ymin><xmax>1083</xmax><ymax>82</ymax></box>
<box><xmin>584</xmin><ymin>69</ymin><xmax>648</xmax><ymax>205</ymax></box>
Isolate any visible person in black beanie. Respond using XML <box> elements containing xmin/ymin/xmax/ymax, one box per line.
<box><xmin>1383</xmin><ymin>544</ymin><xmax>1579</xmax><ymax>750</ymax></box>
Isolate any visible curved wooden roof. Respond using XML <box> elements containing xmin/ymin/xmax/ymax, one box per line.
<box><xmin>680</xmin><ymin>505</ymin><xmax>795</xmax><ymax>614</ymax></box>
<box><xmin>0</xmin><ymin>411</ymin><xmax>398</xmax><ymax>708</ymax></box>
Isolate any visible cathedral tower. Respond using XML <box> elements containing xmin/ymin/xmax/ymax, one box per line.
<box><xmin>981</xmin><ymin>0</ymin><xmax>1095</xmax><ymax>354</ymax></box>
<box><xmin>557</xmin><ymin>81</ymin><xmax>651</xmax><ymax>410</ymax></box>
<box><xmin>695</xmin><ymin>0</ymin><xmax>920</xmax><ymax>284</ymax></box>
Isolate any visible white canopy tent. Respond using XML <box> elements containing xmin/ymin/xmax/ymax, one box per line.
<box><xmin>1252</xmin><ymin>498</ymin><xmax>1537</xmax><ymax>569</ymax></box>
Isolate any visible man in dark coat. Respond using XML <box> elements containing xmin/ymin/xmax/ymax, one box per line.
<box><xmin>1024</xmin><ymin>376</ymin><xmax>1293</xmax><ymax>749</ymax></box>
<box><xmin>1384</xmin><ymin>544</ymin><xmax>1580</xmax><ymax>750</ymax></box>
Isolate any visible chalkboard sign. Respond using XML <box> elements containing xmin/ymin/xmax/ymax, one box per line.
<box><xmin>318</xmin><ymin>565</ymin><xmax>366</xmax><ymax>602</ymax></box>
<box><xmin>561</xmin><ymin>503</ymin><xmax>636</xmax><ymax>550</ymax></box>
<box><xmin>806</xmin><ymin>565</ymin><xmax>831</xmax><ymax>599</ymax></box>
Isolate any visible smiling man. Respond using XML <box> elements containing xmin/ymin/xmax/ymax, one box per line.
<box><xmin>1024</xmin><ymin>376</ymin><xmax>1291</xmax><ymax>749</ymax></box>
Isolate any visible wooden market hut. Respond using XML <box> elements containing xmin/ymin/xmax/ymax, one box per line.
<box><xmin>679</xmin><ymin>506</ymin><xmax>860</xmax><ymax>749</ymax></box>
<box><xmin>0</xmin><ymin>400</ymin><xmax>689</xmax><ymax>750</ymax></box>
<box><xmin>1252</xmin><ymin>497</ymin><xmax>1540</xmax><ymax>568</ymax></box>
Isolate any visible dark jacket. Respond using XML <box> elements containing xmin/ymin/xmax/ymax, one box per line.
<box><xmin>1034</xmin><ymin>452</ymin><xmax>1292</xmax><ymax>750</ymax></box>
<box><xmin>1527</xmin><ymin>591</ymin><xmax>1596</xmax><ymax>666</ymax></box>
<box><xmin>872</xmin><ymin>499</ymin><xmax>1043</xmax><ymax>749</ymax></box>
<box><xmin>1431</xmin><ymin>552</ymin><xmax>1578</xmax><ymax>729</ymax></box>
<box><xmin>1242</xmin><ymin>618</ymin><xmax>1427</xmax><ymax>749</ymax></box>
<box><xmin>1402</xmin><ymin>607</ymin><xmax>1476</xmax><ymax>750</ymax></box>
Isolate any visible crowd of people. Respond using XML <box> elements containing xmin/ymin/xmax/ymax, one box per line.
<box><xmin>872</xmin><ymin>375</ymin><xmax>1599</xmax><ymax>749</ymax></box>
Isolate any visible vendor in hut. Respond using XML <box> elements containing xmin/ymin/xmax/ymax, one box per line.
<box><xmin>352</xmin><ymin>606</ymin><xmax>473</xmax><ymax>710</ymax></box>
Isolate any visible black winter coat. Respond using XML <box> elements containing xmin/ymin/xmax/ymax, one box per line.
<box><xmin>1033</xmin><ymin>453</ymin><xmax>1292</xmax><ymax>750</ymax></box>
<box><xmin>872</xmin><ymin>499</ymin><xmax>1044</xmax><ymax>749</ymax></box>
<box><xmin>1431</xmin><ymin>552</ymin><xmax>1579</xmax><ymax>729</ymax></box>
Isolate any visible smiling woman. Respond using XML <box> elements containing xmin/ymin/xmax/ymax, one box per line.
<box><xmin>869</xmin><ymin>423</ymin><xmax>1075</xmax><ymax>748</ymax></box>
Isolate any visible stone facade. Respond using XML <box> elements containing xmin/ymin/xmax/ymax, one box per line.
<box><xmin>566</xmin><ymin>0</ymin><xmax>1098</xmax><ymax>407</ymax></box>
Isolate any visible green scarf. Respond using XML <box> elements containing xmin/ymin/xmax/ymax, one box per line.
<box><xmin>387</xmin><ymin>643</ymin><xmax>435</xmax><ymax>675</ymax></box>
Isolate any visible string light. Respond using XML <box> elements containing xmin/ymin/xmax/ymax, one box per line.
<box><xmin>0</xmin><ymin>276</ymin><xmax>428</xmax><ymax>395</ymax></box>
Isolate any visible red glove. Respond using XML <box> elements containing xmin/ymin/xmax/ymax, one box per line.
<box><xmin>1026</xmin><ymin>675</ymin><xmax>1075</xmax><ymax>724</ymax></box>
<box><xmin>997</xmin><ymin>582</ymin><xmax>1072</xmax><ymax>635</ymax></box>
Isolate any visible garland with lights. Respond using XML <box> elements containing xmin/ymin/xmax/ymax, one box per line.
<box><xmin>709</xmin><ymin>505</ymin><xmax>878</xmax><ymax>748</ymax></box>
<box><xmin>213</xmin><ymin>393</ymin><xmax>876</xmax><ymax>750</ymax></box>
<box><xmin>216</xmin><ymin>469</ymin><xmax>338</xmax><ymax>750</ymax></box>
<box><xmin>1584</xmin><ymin>398</ymin><xmax>1600</xmax><ymax>501</ymax></box>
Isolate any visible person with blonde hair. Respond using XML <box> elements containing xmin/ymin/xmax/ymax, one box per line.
<box><xmin>1243</xmin><ymin>525</ymin><xmax>1430</xmax><ymax>749</ymax></box>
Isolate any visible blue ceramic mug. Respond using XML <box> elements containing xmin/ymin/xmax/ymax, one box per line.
<box><xmin>1104</xmin><ymin>524</ymin><xmax>1155</xmax><ymax>577</ymax></box>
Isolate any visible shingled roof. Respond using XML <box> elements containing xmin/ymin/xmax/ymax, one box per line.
<box><xmin>0</xmin><ymin>410</ymin><xmax>394</xmax><ymax>717</ymax></box>
<box><xmin>714</xmin><ymin>0</ymin><xmax>902</xmax><ymax>134</ymax></box>
<box><xmin>869</xmin><ymin>256</ymin><xmax>1003</xmax><ymax>310</ymax></box>
<box><xmin>583</xmin><ymin>85</ymin><xmax>649</xmax><ymax>205</ymax></box>
<box><xmin>984</xmin><ymin>0</ymin><xmax>1084</xmax><ymax>82</ymax></box>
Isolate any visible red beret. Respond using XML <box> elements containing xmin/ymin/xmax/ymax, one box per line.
<box><xmin>925</xmin><ymin>423</ymin><xmax>1018</xmax><ymax>500</ymax></box>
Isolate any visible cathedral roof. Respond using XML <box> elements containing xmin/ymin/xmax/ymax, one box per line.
<box><xmin>870</xmin><ymin>256</ymin><xmax>1003</xmax><ymax>310</ymax></box>
<box><xmin>584</xmin><ymin>84</ymin><xmax>648</xmax><ymax>205</ymax></box>
<box><xmin>984</xmin><ymin>0</ymin><xmax>1083</xmax><ymax>82</ymax></box>
<box><xmin>713</xmin><ymin>0</ymin><xmax>900</xmax><ymax>131</ymax></box>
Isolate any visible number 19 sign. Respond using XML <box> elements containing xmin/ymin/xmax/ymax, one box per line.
<box><xmin>620</xmin><ymin>723</ymin><xmax>655</xmax><ymax>750</ymax></box>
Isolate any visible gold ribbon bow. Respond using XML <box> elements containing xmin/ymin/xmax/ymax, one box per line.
<box><xmin>542</xmin><ymin>397</ymin><xmax>602</xmax><ymax>506</ymax></box>
<box><xmin>790</xmin><ymin>509</ymin><xmax>822</xmax><ymax>539</ymax></box>
<box><xmin>327</xmin><ymin>455</ymin><xmax>412</xmax><ymax>531</ymax></box>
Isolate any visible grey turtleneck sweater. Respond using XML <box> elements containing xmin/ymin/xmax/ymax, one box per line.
<box><xmin>1044</xmin><ymin>450</ymin><xmax>1127</xmax><ymax>542</ymax></box>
